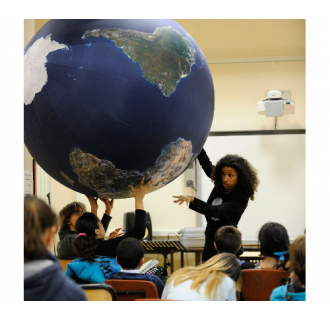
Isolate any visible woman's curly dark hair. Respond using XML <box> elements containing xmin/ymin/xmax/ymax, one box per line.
<box><xmin>72</xmin><ymin>212</ymin><xmax>99</xmax><ymax>262</ymax></box>
<box><xmin>211</xmin><ymin>154</ymin><xmax>259</xmax><ymax>200</ymax></box>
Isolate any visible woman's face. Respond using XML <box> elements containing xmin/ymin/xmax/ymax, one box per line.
<box><xmin>222</xmin><ymin>166</ymin><xmax>238</xmax><ymax>193</ymax></box>
<box><xmin>68</xmin><ymin>209</ymin><xmax>84</xmax><ymax>231</ymax></box>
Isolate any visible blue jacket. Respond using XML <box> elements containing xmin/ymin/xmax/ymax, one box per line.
<box><xmin>65</xmin><ymin>256</ymin><xmax>121</xmax><ymax>283</ymax></box>
<box><xmin>24</xmin><ymin>253</ymin><xmax>86</xmax><ymax>301</ymax></box>
<box><xmin>270</xmin><ymin>284</ymin><xmax>306</xmax><ymax>301</ymax></box>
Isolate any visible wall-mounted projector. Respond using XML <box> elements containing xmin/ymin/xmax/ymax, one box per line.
<box><xmin>258</xmin><ymin>90</ymin><xmax>295</xmax><ymax>117</ymax></box>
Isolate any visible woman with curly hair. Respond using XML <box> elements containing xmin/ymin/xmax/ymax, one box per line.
<box><xmin>174</xmin><ymin>148</ymin><xmax>259</xmax><ymax>261</ymax></box>
<box><xmin>161</xmin><ymin>252</ymin><xmax>242</xmax><ymax>301</ymax></box>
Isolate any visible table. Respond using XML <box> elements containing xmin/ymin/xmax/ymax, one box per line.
<box><xmin>180</xmin><ymin>247</ymin><xmax>262</xmax><ymax>267</ymax></box>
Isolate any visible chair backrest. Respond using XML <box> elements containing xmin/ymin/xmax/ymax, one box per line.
<box><xmin>104</xmin><ymin>280</ymin><xmax>159</xmax><ymax>301</ymax></box>
<box><xmin>241</xmin><ymin>269</ymin><xmax>290</xmax><ymax>301</ymax></box>
<box><xmin>80</xmin><ymin>283</ymin><xmax>118</xmax><ymax>301</ymax></box>
<box><xmin>135</xmin><ymin>299</ymin><xmax>178</xmax><ymax>301</ymax></box>
<box><xmin>59</xmin><ymin>259</ymin><xmax>72</xmax><ymax>272</ymax></box>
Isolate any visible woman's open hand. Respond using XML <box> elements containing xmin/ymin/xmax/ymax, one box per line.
<box><xmin>173</xmin><ymin>195</ymin><xmax>194</xmax><ymax>205</ymax></box>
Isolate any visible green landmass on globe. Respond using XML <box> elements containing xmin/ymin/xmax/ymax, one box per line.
<box><xmin>82</xmin><ymin>27</ymin><xmax>196</xmax><ymax>96</ymax></box>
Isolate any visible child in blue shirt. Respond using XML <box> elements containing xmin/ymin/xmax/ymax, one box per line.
<box><xmin>270</xmin><ymin>234</ymin><xmax>306</xmax><ymax>301</ymax></box>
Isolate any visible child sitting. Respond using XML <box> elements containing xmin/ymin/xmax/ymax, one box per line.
<box><xmin>65</xmin><ymin>212</ymin><xmax>122</xmax><ymax>283</ymax></box>
<box><xmin>214</xmin><ymin>226</ymin><xmax>255</xmax><ymax>269</ymax></box>
<box><xmin>270</xmin><ymin>234</ymin><xmax>306</xmax><ymax>301</ymax></box>
<box><xmin>256</xmin><ymin>222</ymin><xmax>290</xmax><ymax>270</ymax></box>
<box><xmin>107</xmin><ymin>237</ymin><xmax>165</xmax><ymax>297</ymax></box>
<box><xmin>24</xmin><ymin>196</ymin><xmax>86</xmax><ymax>300</ymax></box>
<box><xmin>161</xmin><ymin>253</ymin><xmax>242</xmax><ymax>301</ymax></box>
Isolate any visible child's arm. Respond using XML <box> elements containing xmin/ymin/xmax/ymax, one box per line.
<box><xmin>128</xmin><ymin>177</ymin><xmax>154</xmax><ymax>210</ymax></box>
<box><xmin>85</xmin><ymin>195</ymin><xmax>98</xmax><ymax>215</ymax></box>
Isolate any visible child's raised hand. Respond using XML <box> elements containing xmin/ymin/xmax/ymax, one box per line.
<box><xmin>128</xmin><ymin>177</ymin><xmax>154</xmax><ymax>201</ymax></box>
<box><xmin>85</xmin><ymin>195</ymin><xmax>99</xmax><ymax>215</ymax></box>
<box><xmin>100</xmin><ymin>198</ymin><xmax>114</xmax><ymax>215</ymax></box>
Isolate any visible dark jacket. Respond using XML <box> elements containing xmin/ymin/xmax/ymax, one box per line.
<box><xmin>24</xmin><ymin>253</ymin><xmax>87</xmax><ymax>301</ymax></box>
<box><xmin>96</xmin><ymin>210</ymin><xmax>146</xmax><ymax>257</ymax></box>
<box><xmin>190</xmin><ymin>149</ymin><xmax>249</xmax><ymax>261</ymax></box>
<box><xmin>57</xmin><ymin>213</ymin><xmax>111</xmax><ymax>259</ymax></box>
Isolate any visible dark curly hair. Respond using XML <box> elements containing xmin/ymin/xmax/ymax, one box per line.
<box><xmin>72</xmin><ymin>212</ymin><xmax>99</xmax><ymax>262</ymax></box>
<box><xmin>59</xmin><ymin>201</ymin><xmax>86</xmax><ymax>231</ymax></box>
<box><xmin>211</xmin><ymin>154</ymin><xmax>259</xmax><ymax>200</ymax></box>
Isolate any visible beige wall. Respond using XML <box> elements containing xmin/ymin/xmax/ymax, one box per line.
<box><xmin>24</xmin><ymin>19</ymin><xmax>305</xmax><ymax>240</ymax></box>
<box><xmin>210</xmin><ymin>61</ymin><xmax>305</xmax><ymax>131</ymax></box>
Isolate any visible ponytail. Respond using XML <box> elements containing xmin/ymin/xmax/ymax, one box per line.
<box><xmin>73</xmin><ymin>212</ymin><xmax>100</xmax><ymax>261</ymax></box>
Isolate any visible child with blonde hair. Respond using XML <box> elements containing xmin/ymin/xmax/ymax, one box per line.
<box><xmin>161</xmin><ymin>253</ymin><xmax>242</xmax><ymax>301</ymax></box>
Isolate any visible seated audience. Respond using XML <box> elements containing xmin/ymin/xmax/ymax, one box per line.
<box><xmin>65</xmin><ymin>178</ymin><xmax>151</xmax><ymax>283</ymax></box>
<box><xmin>256</xmin><ymin>222</ymin><xmax>290</xmax><ymax>270</ymax></box>
<box><xmin>107</xmin><ymin>237</ymin><xmax>165</xmax><ymax>297</ymax></box>
<box><xmin>24</xmin><ymin>196</ymin><xmax>86</xmax><ymax>301</ymax></box>
<box><xmin>214</xmin><ymin>226</ymin><xmax>255</xmax><ymax>269</ymax></box>
<box><xmin>270</xmin><ymin>234</ymin><xmax>306</xmax><ymax>301</ymax></box>
<box><xmin>57</xmin><ymin>196</ymin><xmax>122</xmax><ymax>259</ymax></box>
<box><xmin>161</xmin><ymin>253</ymin><xmax>242</xmax><ymax>301</ymax></box>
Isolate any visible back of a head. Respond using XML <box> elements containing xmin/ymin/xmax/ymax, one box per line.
<box><xmin>258</xmin><ymin>222</ymin><xmax>290</xmax><ymax>260</ymax></box>
<box><xmin>168</xmin><ymin>252</ymin><xmax>242</xmax><ymax>300</ymax></box>
<box><xmin>75</xmin><ymin>212</ymin><xmax>98</xmax><ymax>236</ymax></box>
<box><xmin>214</xmin><ymin>226</ymin><xmax>242</xmax><ymax>254</ymax></box>
<box><xmin>289</xmin><ymin>234</ymin><xmax>306</xmax><ymax>285</ymax></box>
<box><xmin>73</xmin><ymin>212</ymin><xmax>99</xmax><ymax>261</ymax></box>
<box><xmin>116</xmin><ymin>238</ymin><xmax>144</xmax><ymax>269</ymax></box>
<box><xmin>211</xmin><ymin>252</ymin><xmax>242</xmax><ymax>283</ymax></box>
<box><xmin>24</xmin><ymin>196</ymin><xmax>58</xmax><ymax>261</ymax></box>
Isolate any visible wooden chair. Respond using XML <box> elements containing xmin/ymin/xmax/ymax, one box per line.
<box><xmin>80</xmin><ymin>283</ymin><xmax>118</xmax><ymax>301</ymax></box>
<box><xmin>241</xmin><ymin>269</ymin><xmax>290</xmax><ymax>301</ymax></box>
<box><xmin>135</xmin><ymin>299</ymin><xmax>178</xmax><ymax>301</ymax></box>
<box><xmin>59</xmin><ymin>259</ymin><xmax>72</xmax><ymax>272</ymax></box>
<box><xmin>104</xmin><ymin>280</ymin><xmax>159</xmax><ymax>301</ymax></box>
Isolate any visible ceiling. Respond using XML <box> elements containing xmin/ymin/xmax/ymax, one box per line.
<box><xmin>175</xmin><ymin>19</ymin><xmax>305</xmax><ymax>60</ymax></box>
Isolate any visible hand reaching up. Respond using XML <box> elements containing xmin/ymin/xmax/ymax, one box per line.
<box><xmin>100</xmin><ymin>198</ymin><xmax>114</xmax><ymax>216</ymax></box>
<box><xmin>128</xmin><ymin>177</ymin><xmax>154</xmax><ymax>210</ymax></box>
<box><xmin>85</xmin><ymin>195</ymin><xmax>99</xmax><ymax>215</ymax></box>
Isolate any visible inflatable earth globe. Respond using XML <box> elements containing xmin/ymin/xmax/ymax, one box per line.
<box><xmin>24</xmin><ymin>19</ymin><xmax>214</xmax><ymax>198</ymax></box>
